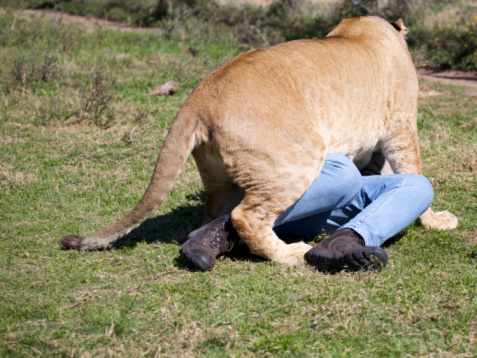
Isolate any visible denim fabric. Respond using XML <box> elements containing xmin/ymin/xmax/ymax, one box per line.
<box><xmin>273</xmin><ymin>154</ymin><xmax>434</xmax><ymax>247</ymax></box>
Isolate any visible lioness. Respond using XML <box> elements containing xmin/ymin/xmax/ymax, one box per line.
<box><xmin>61</xmin><ymin>16</ymin><xmax>458</xmax><ymax>265</ymax></box>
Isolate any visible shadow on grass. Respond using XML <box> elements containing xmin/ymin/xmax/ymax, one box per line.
<box><xmin>107</xmin><ymin>191</ymin><xmax>410</xmax><ymax>270</ymax></box>
<box><xmin>382</xmin><ymin>230</ymin><xmax>407</xmax><ymax>248</ymax></box>
<box><xmin>113</xmin><ymin>193</ymin><xmax>206</xmax><ymax>249</ymax></box>
<box><xmin>468</xmin><ymin>249</ymin><xmax>477</xmax><ymax>260</ymax></box>
<box><xmin>109</xmin><ymin>192</ymin><xmax>310</xmax><ymax>269</ymax></box>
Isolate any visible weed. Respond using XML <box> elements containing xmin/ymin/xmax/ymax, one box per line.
<box><xmin>235</xmin><ymin>17</ymin><xmax>273</xmax><ymax>47</ymax></box>
<box><xmin>10</xmin><ymin>54</ymin><xmax>59</xmax><ymax>92</ymax></box>
<box><xmin>122</xmin><ymin>111</ymin><xmax>148</xmax><ymax>144</ymax></box>
<box><xmin>79</xmin><ymin>69</ymin><xmax>115</xmax><ymax>128</ymax></box>
<box><xmin>36</xmin><ymin>93</ymin><xmax>73</xmax><ymax>126</ymax></box>
<box><xmin>11</xmin><ymin>55</ymin><xmax>32</xmax><ymax>89</ymax></box>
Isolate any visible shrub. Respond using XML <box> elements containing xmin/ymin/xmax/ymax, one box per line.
<box><xmin>11</xmin><ymin>54</ymin><xmax>59</xmax><ymax>92</ymax></box>
<box><xmin>79</xmin><ymin>69</ymin><xmax>115</xmax><ymax>128</ymax></box>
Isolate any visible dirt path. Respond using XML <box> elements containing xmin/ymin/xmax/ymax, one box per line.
<box><xmin>417</xmin><ymin>68</ymin><xmax>477</xmax><ymax>95</ymax></box>
<box><xmin>23</xmin><ymin>9</ymin><xmax>163</xmax><ymax>34</ymax></box>
<box><xmin>22</xmin><ymin>9</ymin><xmax>477</xmax><ymax>93</ymax></box>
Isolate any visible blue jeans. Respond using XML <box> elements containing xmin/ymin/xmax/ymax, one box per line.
<box><xmin>273</xmin><ymin>154</ymin><xmax>434</xmax><ymax>247</ymax></box>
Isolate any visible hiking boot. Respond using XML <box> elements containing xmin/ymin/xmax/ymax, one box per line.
<box><xmin>182</xmin><ymin>214</ymin><xmax>240</xmax><ymax>271</ymax></box>
<box><xmin>305</xmin><ymin>228</ymin><xmax>388</xmax><ymax>273</ymax></box>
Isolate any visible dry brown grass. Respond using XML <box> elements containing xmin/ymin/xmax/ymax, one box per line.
<box><xmin>0</xmin><ymin>163</ymin><xmax>38</xmax><ymax>186</ymax></box>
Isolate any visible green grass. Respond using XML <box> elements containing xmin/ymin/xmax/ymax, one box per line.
<box><xmin>1</xmin><ymin>9</ymin><xmax>476</xmax><ymax>357</ymax></box>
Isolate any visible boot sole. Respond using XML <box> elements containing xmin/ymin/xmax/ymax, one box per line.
<box><xmin>305</xmin><ymin>247</ymin><xmax>388</xmax><ymax>273</ymax></box>
<box><xmin>344</xmin><ymin>247</ymin><xmax>388</xmax><ymax>271</ymax></box>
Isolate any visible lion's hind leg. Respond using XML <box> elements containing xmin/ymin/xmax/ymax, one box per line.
<box><xmin>203</xmin><ymin>185</ymin><xmax>244</xmax><ymax>224</ymax></box>
<box><xmin>382</xmin><ymin>113</ymin><xmax>458</xmax><ymax>230</ymax></box>
<box><xmin>231</xmin><ymin>195</ymin><xmax>313</xmax><ymax>266</ymax></box>
<box><xmin>193</xmin><ymin>145</ymin><xmax>245</xmax><ymax>224</ymax></box>
<box><xmin>229</xmin><ymin>160</ymin><xmax>322</xmax><ymax>265</ymax></box>
<box><xmin>220</xmin><ymin>116</ymin><xmax>326</xmax><ymax>264</ymax></box>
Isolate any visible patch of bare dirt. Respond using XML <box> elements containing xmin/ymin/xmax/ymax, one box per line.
<box><xmin>23</xmin><ymin>9</ymin><xmax>163</xmax><ymax>34</ymax></box>
<box><xmin>418</xmin><ymin>84</ymin><xmax>450</xmax><ymax>98</ymax></box>
<box><xmin>417</xmin><ymin>68</ymin><xmax>477</xmax><ymax>96</ymax></box>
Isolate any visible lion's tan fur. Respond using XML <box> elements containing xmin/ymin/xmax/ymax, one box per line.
<box><xmin>62</xmin><ymin>16</ymin><xmax>457</xmax><ymax>264</ymax></box>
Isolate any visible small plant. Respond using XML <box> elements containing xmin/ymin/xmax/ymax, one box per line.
<box><xmin>11</xmin><ymin>55</ymin><xmax>37</xmax><ymax>90</ymax></box>
<box><xmin>235</xmin><ymin>17</ymin><xmax>272</xmax><ymax>48</ymax></box>
<box><xmin>122</xmin><ymin>111</ymin><xmax>148</xmax><ymax>144</ymax></box>
<box><xmin>36</xmin><ymin>93</ymin><xmax>73</xmax><ymax>126</ymax></box>
<box><xmin>39</xmin><ymin>55</ymin><xmax>58</xmax><ymax>82</ymax></box>
<box><xmin>11</xmin><ymin>54</ymin><xmax>59</xmax><ymax>92</ymax></box>
<box><xmin>80</xmin><ymin>69</ymin><xmax>115</xmax><ymax>129</ymax></box>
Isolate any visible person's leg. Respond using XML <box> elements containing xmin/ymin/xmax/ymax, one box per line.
<box><xmin>305</xmin><ymin>174</ymin><xmax>434</xmax><ymax>272</ymax></box>
<box><xmin>275</xmin><ymin>171</ymin><xmax>434</xmax><ymax>244</ymax></box>
<box><xmin>340</xmin><ymin>174</ymin><xmax>434</xmax><ymax>247</ymax></box>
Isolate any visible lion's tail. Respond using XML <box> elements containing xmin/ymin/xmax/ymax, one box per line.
<box><xmin>60</xmin><ymin>109</ymin><xmax>198</xmax><ymax>250</ymax></box>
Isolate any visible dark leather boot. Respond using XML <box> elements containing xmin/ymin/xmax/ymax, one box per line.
<box><xmin>305</xmin><ymin>228</ymin><xmax>388</xmax><ymax>272</ymax></box>
<box><xmin>182</xmin><ymin>214</ymin><xmax>240</xmax><ymax>271</ymax></box>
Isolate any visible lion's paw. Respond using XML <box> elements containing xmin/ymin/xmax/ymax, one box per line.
<box><xmin>419</xmin><ymin>209</ymin><xmax>458</xmax><ymax>230</ymax></box>
<box><xmin>274</xmin><ymin>242</ymin><xmax>313</xmax><ymax>266</ymax></box>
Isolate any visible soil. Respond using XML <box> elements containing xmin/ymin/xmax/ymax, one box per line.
<box><xmin>417</xmin><ymin>68</ymin><xmax>477</xmax><ymax>95</ymax></box>
<box><xmin>23</xmin><ymin>9</ymin><xmax>163</xmax><ymax>34</ymax></box>
<box><xmin>21</xmin><ymin>9</ymin><xmax>477</xmax><ymax>94</ymax></box>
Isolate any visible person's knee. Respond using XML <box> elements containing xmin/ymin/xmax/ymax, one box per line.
<box><xmin>324</xmin><ymin>154</ymin><xmax>363</xmax><ymax>208</ymax></box>
<box><xmin>341</xmin><ymin>165</ymin><xmax>363</xmax><ymax>206</ymax></box>
<box><xmin>408</xmin><ymin>174</ymin><xmax>434</xmax><ymax>211</ymax></box>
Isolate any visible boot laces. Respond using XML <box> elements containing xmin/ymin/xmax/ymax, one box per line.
<box><xmin>206</xmin><ymin>220</ymin><xmax>236</xmax><ymax>253</ymax></box>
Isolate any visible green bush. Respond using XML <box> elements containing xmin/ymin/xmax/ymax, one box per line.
<box><xmin>409</xmin><ymin>24</ymin><xmax>477</xmax><ymax>70</ymax></box>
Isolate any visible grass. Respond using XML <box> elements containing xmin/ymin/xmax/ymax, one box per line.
<box><xmin>1</xmin><ymin>8</ymin><xmax>476</xmax><ymax>357</ymax></box>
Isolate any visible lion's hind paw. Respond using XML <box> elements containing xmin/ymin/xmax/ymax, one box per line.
<box><xmin>419</xmin><ymin>209</ymin><xmax>458</xmax><ymax>230</ymax></box>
